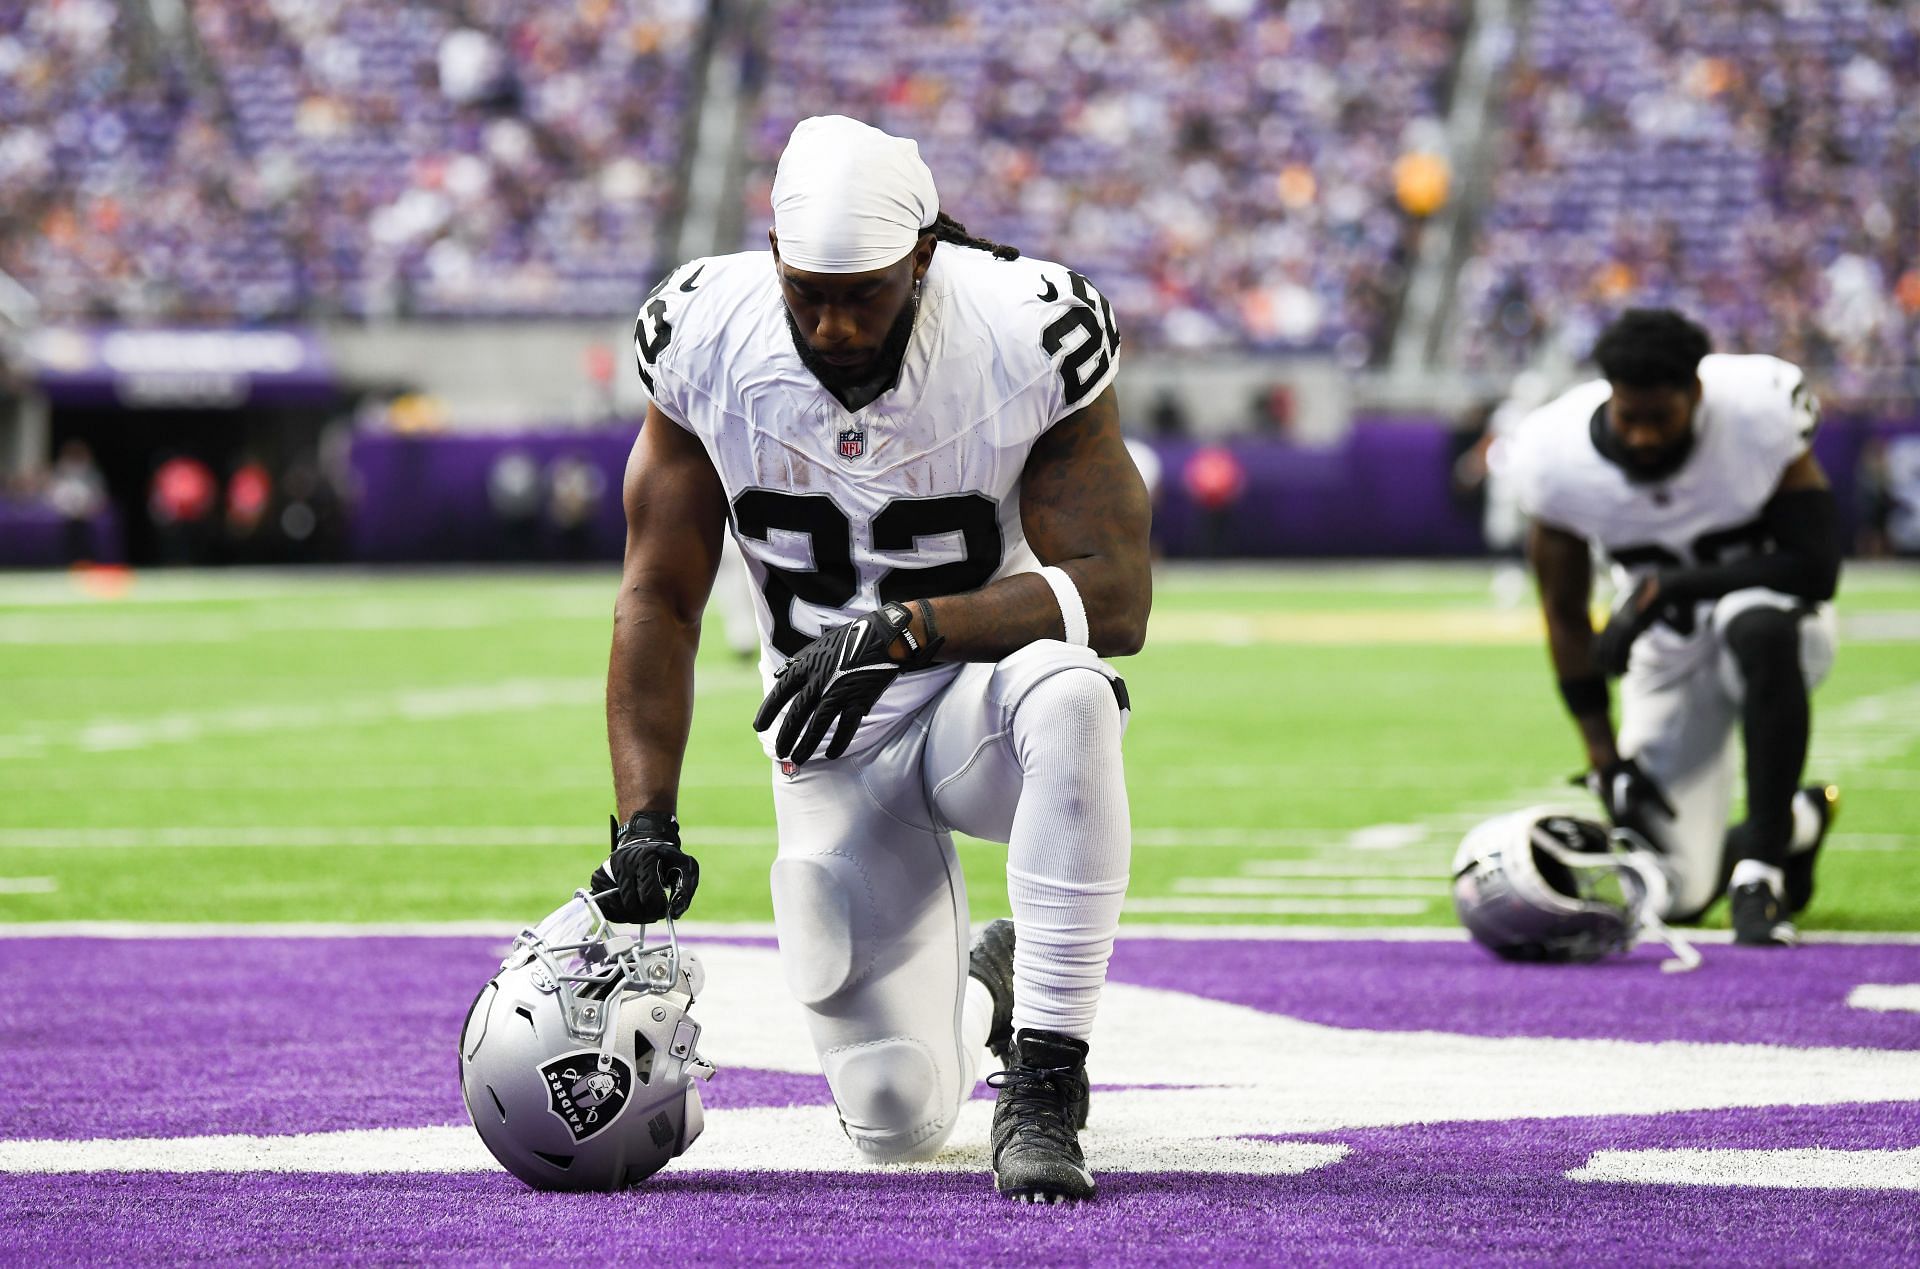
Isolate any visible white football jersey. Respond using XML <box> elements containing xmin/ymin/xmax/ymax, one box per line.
<box><xmin>1510</xmin><ymin>353</ymin><xmax>1818</xmax><ymax>676</ymax></box>
<box><xmin>634</xmin><ymin>246</ymin><xmax>1121</xmax><ymax>758</ymax></box>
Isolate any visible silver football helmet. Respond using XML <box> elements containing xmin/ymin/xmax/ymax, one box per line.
<box><xmin>459</xmin><ymin>889</ymin><xmax>716</xmax><ymax>1190</ymax></box>
<box><xmin>1451</xmin><ymin>808</ymin><xmax>1699</xmax><ymax>970</ymax></box>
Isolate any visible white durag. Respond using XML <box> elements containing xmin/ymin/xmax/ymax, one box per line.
<box><xmin>771</xmin><ymin>116</ymin><xmax>939</xmax><ymax>273</ymax></box>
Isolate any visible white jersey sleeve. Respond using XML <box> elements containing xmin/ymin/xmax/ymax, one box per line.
<box><xmin>1698</xmin><ymin>353</ymin><xmax>1817</xmax><ymax>485</ymax></box>
<box><xmin>630</xmin><ymin>257</ymin><xmax>719</xmax><ymax>430</ymax></box>
<box><xmin>1507</xmin><ymin>379</ymin><xmax>1611</xmax><ymax>527</ymax></box>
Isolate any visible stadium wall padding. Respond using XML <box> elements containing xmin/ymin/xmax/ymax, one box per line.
<box><xmin>337</xmin><ymin>417</ymin><xmax>1902</xmax><ymax>564</ymax></box>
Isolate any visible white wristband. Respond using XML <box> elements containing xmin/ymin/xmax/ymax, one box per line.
<box><xmin>1037</xmin><ymin>565</ymin><xmax>1090</xmax><ymax>647</ymax></box>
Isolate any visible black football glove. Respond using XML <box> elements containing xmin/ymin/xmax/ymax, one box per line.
<box><xmin>752</xmin><ymin>602</ymin><xmax>941</xmax><ymax>765</ymax></box>
<box><xmin>1591</xmin><ymin>575</ymin><xmax>1675</xmax><ymax>677</ymax></box>
<box><xmin>590</xmin><ymin>810</ymin><xmax>698</xmax><ymax>924</ymax></box>
<box><xmin>1577</xmin><ymin>757</ymin><xmax>1678</xmax><ymax>831</ymax></box>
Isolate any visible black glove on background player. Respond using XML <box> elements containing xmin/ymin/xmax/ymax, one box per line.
<box><xmin>590</xmin><ymin>810</ymin><xmax>699</xmax><ymax>924</ymax></box>
<box><xmin>1592</xmin><ymin>575</ymin><xmax>1676</xmax><ymax>676</ymax></box>
<box><xmin>1579</xmin><ymin>757</ymin><xmax>1677</xmax><ymax>833</ymax></box>
<box><xmin>754</xmin><ymin>601</ymin><xmax>941</xmax><ymax>765</ymax></box>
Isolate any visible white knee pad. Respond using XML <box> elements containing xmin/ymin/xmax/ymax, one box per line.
<box><xmin>769</xmin><ymin>854</ymin><xmax>873</xmax><ymax>1005</ymax></box>
<box><xmin>822</xmin><ymin>1037</ymin><xmax>953</xmax><ymax>1162</ymax></box>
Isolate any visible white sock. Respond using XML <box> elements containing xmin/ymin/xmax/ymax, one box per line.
<box><xmin>961</xmin><ymin>974</ymin><xmax>996</xmax><ymax>1085</ymax></box>
<box><xmin>1730</xmin><ymin>859</ymin><xmax>1785</xmax><ymax>898</ymax></box>
<box><xmin>1005</xmin><ymin>670</ymin><xmax>1131</xmax><ymax>1042</ymax></box>
<box><xmin>1789</xmin><ymin>791</ymin><xmax>1823</xmax><ymax>854</ymax></box>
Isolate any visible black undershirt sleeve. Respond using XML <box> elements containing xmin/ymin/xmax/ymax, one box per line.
<box><xmin>1662</xmin><ymin>487</ymin><xmax>1840</xmax><ymax>606</ymax></box>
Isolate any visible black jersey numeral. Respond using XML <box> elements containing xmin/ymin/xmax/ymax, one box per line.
<box><xmin>1040</xmin><ymin>271</ymin><xmax>1120</xmax><ymax>410</ymax></box>
<box><xmin>731</xmin><ymin>491</ymin><xmax>1005</xmax><ymax>656</ymax></box>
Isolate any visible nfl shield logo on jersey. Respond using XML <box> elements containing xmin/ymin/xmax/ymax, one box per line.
<box><xmin>837</xmin><ymin>428</ymin><xmax>864</xmax><ymax>461</ymax></box>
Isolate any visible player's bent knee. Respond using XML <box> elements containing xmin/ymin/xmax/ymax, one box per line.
<box><xmin>769</xmin><ymin>855</ymin><xmax>869</xmax><ymax>1005</ymax></box>
<box><xmin>823</xmin><ymin>1038</ymin><xmax>954</xmax><ymax>1161</ymax></box>
<box><xmin>1010</xmin><ymin>664</ymin><xmax>1128</xmax><ymax>762</ymax></box>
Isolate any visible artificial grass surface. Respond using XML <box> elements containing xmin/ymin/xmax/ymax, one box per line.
<box><xmin>2</xmin><ymin>563</ymin><xmax>1914</xmax><ymax>929</ymax></box>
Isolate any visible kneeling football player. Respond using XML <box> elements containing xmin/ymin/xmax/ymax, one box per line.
<box><xmin>592</xmin><ymin>116</ymin><xmax>1150</xmax><ymax>1203</ymax></box>
<box><xmin>1510</xmin><ymin>309</ymin><xmax>1841</xmax><ymax>946</ymax></box>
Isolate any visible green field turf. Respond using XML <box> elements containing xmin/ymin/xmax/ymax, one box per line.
<box><xmin>2</xmin><ymin>563</ymin><xmax>1916</xmax><ymax>930</ymax></box>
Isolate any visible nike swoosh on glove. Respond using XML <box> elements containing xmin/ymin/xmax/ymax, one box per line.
<box><xmin>1579</xmin><ymin>757</ymin><xmax>1678</xmax><ymax>828</ymax></box>
<box><xmin>753</xmin><ymin>602</ymin><xmax>938</xmax><ymax>765</ymax></box>
<box><xmin>1591</xmin><ymin>575</ymin><xmax>1671</xmax><ymax>677</ymax></box>
<box><xmin>590</xmin><ymin>811</ymin><xmax>699</xmax><ymax>924</ymax></box>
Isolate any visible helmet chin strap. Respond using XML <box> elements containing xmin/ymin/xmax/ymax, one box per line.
<box><xmin>1609</xmin><ymin>829</ymin><xmax>1702</xmax><ymax>972</ymax></box>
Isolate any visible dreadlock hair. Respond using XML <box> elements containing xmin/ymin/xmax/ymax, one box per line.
<box><xmin>1592</xmin><ymin>308</ymin><xmax>1712</xmax><ymax>390</ymax></box>
<box><xmin>927</xmin><ymin>211</ymin><xmax>1020</xmax><ymax>261</ymax></box>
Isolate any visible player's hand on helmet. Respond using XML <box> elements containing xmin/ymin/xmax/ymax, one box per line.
<box><xmin>590</xmin><ymin>810</ymin><xmax>699</xmax><ymax>924</ymax></box>
<box><xmin>753</xmin><ymin>602</ymin><xmax>942</xmax><ymax>765</ymax></box>
<box><xmin>1579</xmin><ymin>757</ymin><xmax>1677</xmax><ymax>828</ymax></box>
<box><xmin>1592</xmin><ymin>575</ymin><xmax>1674</xmax><ymax>676</ymax></box>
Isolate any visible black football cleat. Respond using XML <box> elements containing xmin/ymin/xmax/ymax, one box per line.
<box><xmin>969</xmin><ymin>919</ymin><xmax>1017</xmax><ymax>1065</ymax></box>
<box><xmin>1730</xmin><ymin>880</ymin><xmax>1799</xmax><ymax>947</ymax></box>
<box><xmin>988</xmin><ymin>1029</ymin><xmax>1094</xmax><ymax>1204</ymax></box>
<box><xmin>1784</xmin><ymin>784</ymin><xmax>1839</xmax><ymax>916</ymax></box>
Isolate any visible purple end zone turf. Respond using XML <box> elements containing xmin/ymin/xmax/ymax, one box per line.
<box><xmin>5</xmin><ymin>1107</ymin><xmax>1917</xmax><ymax>1268</ymax></box>
<box><xmin>2</xmin><ymin>934</ymin><xmax>1917</xmax><ymax>1264</ymax></box>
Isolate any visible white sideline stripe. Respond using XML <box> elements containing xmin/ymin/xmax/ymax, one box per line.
<box><xmin>1569</xmin><ymin>1148</ymin><xmax>1920</xmax><ymax>1190</ymax></box>
<box><xmin>1173</xmin><ymin>878</ymin><xmax>1443</xmax><ymax>898</ymax></box>
<box><xmin>1847</xmin><ymin>984</ymin><xmax>1920</xmax><ymax>1013</ymax></box>
<box><xmin>0</xmin><ymin>877</ymin><xmax>56</xmax><ymax>894</ymax></box>
<box><xmin>1</xmin><ymin>920</ymin><xmax>1918</xmax><ymax>944</ymax></box>
<box><xmin>1126</xmin><ymin>898</ymin><xmax>1435</xmax><ymax>916</ymax></box>
<box><xmin>0</xmin><ymin>1121</ymin><xmax>1350</xmax><ymax>1179</ymax></box>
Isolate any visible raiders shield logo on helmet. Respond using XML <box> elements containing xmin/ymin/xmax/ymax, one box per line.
<box><xmin>540</xmin><ymin>1050</ymin><xmax>633</xmax><ymax>1142</ymax></box>
<box><xmin>837</xmin><ymin>428</ymin><xmax>864</xmax><ymax>460</ymax></box>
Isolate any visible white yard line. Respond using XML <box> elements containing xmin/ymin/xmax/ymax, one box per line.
<box><xmin>1812</xmin><ymin>681</ymin><xmax>1920</xmax><ymax>774</ymax></box>
<box><xmin>0</xmin><ymin>826</ymin><xmax>776</xmax><ymax>850</ymax></box>
<box><xmin>1847</xmin><ymin>984</ymin><xmax>1920</xmax><ymax>1013</ymax></box>
<box><xmin>0</xmin><ymin>877</ymin><xmax>56</xmax><ymax>894</ymax></box>
<box><xmin>0</xmin><ymin>679</ymin><xmax>604</xmax><ymax>759</ymax></box>
<box><xmin>1172</xmin><ymin>878</ymin><xmax>1444</xmax><ymax>898</ymax></box>
<box><xmin>1241</xmin><ymin>860</ymin><xmax>1449</xmax><ymax>879</ymax></box>
<box><xmin>1569</xmin><ymin>1148</ymin><xmax>1920</xmax><ymax>1190</ymax></box>
<box><xmin>1125</xmin><ymin>897</ymin><xmax>1436</xmax><ymax>917</ymax></box>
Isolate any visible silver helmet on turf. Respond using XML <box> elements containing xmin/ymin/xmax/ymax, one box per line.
<box><xmin>1451</xmin><ymin>808</ymin><xmax>1697</xmax><ymax>969</ymax></box>
<box><xmin>459</xmin><ymin>889</ymin><xmax>716</xmax><ymax>1190</ymax></box>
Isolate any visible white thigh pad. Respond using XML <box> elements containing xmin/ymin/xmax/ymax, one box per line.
<box><xmin>769</xmin><ymin>854</ymin><xmax>866</xmax><ymax>1005</ymax></box>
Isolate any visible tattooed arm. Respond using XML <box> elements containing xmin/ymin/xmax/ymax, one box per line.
<box><xmin>896</xmin><ymin>385</ymin><xmax>1153</xmax><ymax>660</ymax></box>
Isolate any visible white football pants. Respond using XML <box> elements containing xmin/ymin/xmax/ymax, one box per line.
<box><xmin>767</xmin><ymin>640</ymin><xmax>1131</xmax><ymax>1162</ymax></box>
<box><xmin>1618</xmin><ymin>588</ymin><xmax>1837</xmax><ymax>920</ymax></box>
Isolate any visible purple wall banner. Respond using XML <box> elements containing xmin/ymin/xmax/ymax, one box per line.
<box><xmin>28</xmin><ymin>327</ymin><xmax>338</xmax><ymax>408</ymax></box>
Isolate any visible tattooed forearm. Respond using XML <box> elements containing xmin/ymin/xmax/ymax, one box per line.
<box><xmin>899</xmin><ymin>386</ymin><xmax>1153</xmax><ymax>662</ymax></box>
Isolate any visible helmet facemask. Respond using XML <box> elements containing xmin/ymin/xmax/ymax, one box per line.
<box><xmin>460</xmin><ymin>889</ymin><xmax>717</xmax><ymax>1190</ymax></box>
<box><xmin>1453</xmin><ymin>811</ymin><xmax>1698</xmax><ymax>970</ymax></box>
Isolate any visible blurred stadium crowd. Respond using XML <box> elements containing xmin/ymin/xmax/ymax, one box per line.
<box><xmin>743</xmin><ymin>0</ymin><xmax>1464</xmax><ymax>366</ymax></box>
<box><xmin>1459</xmin><ymin>0</ymin><xmax>1920</xmax><ymax>402</ymax></box>
<box><xmin>0</xmin><ymin>0</ymin><xmax>1915</xmax><ymax>381</ymax></box>
<box><xmin>1</xmin><ymin>0</ymin><xmax>701</xmax><ymax>320</ymax></box>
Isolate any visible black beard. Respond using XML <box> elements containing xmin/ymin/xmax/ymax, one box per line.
<box><xmin>785</xmin><ymin>291</ymin><xmax>919</xmax><ymax>402</ymax></box>
<box><xmin>1589</xmin><ymin>404</ymin><xmax>1696</xmax><ymax>484</ymax></box>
